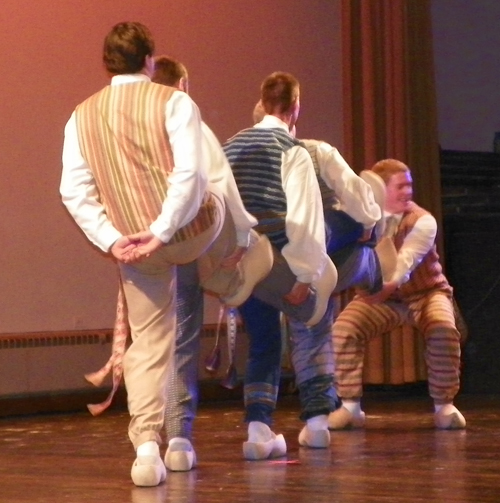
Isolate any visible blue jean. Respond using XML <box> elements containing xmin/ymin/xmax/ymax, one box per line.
<box><xmin>288</xmin><ymin>298</ymin><xmax>340</xmax><ymax>420</ymax></box>
<box><xmin>240</xmin><ymin>209</ymin><xmax>381</xmax><ymax>426</ymax></box>
<box><xmin>240</xmin><ymin>296</ymin><xmax>282</xmax><ymax>426</ymax></box>
<box><xmin>240</xmin><ymin>295</ymin><xmax>338</xmax><ymax>425</ymax></box>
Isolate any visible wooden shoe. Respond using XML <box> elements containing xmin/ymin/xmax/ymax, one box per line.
<box><xmin>243</xmin><ymin>433</ymin><xmax>287</xmax><ymax>460</ymax></box>
<box><xmin>222</xmin><ymin>231</ymin><xmax>274</xmax><ymax>307</ymax></box>
<box><xmin>131</xmin><ymin>454</ymin><xmax>166</xmax><ymax>487</ymax></box>
<box><xmin>328</xmin><ymin>406</ymin><xmax>366</xmax><ymax>430</ymax></box>
<box><xmin>434</xmin><ymin>404</ymin><xmax>466</xmax><ymax>430</ymax></box>
<box><xmin>298</xmin><ymin>425</ymin><xmax>330</xmax><ymax>448</ymax></box>
<box><xmin>305</xmin><ymin>256</ymin><xmax>338</xmax><ymax>327</ymax></box>
<box><xmin>164</xmin><ymin>438</ymin><xmax>197</xmax><ymax>471</ymax></box>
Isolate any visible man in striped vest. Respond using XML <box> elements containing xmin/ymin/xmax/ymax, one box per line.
<box><xmin>223</xmin><ymin>72</ymin><xmax>340</xmax><ymax>460</ymax></box>
<box><xmin>60</xmin><ymin>22</ymin><xmax>263</xmax><ymax>487</ymax></box>
<box><xmin>329</xmin><ymin>159</ymin><xmax>465</xmax><ymax>431</ymax></box>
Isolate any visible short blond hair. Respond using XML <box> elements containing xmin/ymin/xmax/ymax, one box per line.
<box><xmin>371</xmin><ymin>158</ymin><xmax>410</xmax><ymax>185</ymax></box>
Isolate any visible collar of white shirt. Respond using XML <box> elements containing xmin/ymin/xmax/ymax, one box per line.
<box><xmin>254</xmin><ymin>115</ymin><xmax>290</xmax><ymax>132</ymax></box>
<box><xmin>383</xmin><ymin>211</ymin><xmax>403</xmax><ymax>223</ymax></box>
<box><xmin>111</xmin><ymin>74</ymin><xmax>151</xmax><ymax>86</ymax></box>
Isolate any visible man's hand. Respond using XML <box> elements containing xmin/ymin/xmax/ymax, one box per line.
<box><xmin>356</xmin><ymin>280</ymin><xmax>398</xmax><ymax>304</ymax></box>
<box><xmin>283</xmin><ymin>281</ymin><xmax>312</xmax><ymax>305</ymax></box>
<box><xmin>220</xmin><ymin>246</ymin><xmax>247</xmax><ymax>269</ymax></box>
<box><xmin>110</xmin><ymin>236</ymin><xmax>139</xmax><ymax>263</ymax></box>
<box><xmin>118</xmin><ymin>230</ymin><xmax>164</xmax><ymax>263</ymax></box>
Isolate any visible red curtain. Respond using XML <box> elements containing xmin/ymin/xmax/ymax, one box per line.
<box><xmin>341</xmin><ymin>0</ymin><xmax>441</xmax><ymax>384</ymax></box>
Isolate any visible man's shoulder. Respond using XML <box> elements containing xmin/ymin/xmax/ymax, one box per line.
<box><xmin>407</xmin><ymin>201</ymin><xmax>431</xmax><ymax>217</ymax></box>
<box><xmin>223</xmin><ymin>127</ymin><xmax>256</xmax><ymax>147</ymax></box>
<box><xmin>224</xmin><ymin>126</ymin><xmax>286</xmax><ymax>144</ymax></box>
<box><xmin>149</xmin><ymin>80</ymin><xmax>178</xmax><ymax>97</ymax></box>
<box><xmin>78</xmin><ymin>81</ymin><xmax>177</xmax><ymax>106</ymax></box>
<box><xmin>76</xmin><ymin>86</ymin><xmax>109</xmax><ymax>109</ymax></box>
<box><xmin>402</xmin><ymin>203</ymin><xmax>437</xmax><ymax>231</ymax></box>
<box><xmin>300</xmin><ymin>138</ymin><xmax>322</xmax><ymax>147</ymax></box>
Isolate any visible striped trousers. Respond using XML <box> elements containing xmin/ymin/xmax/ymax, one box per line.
<box><xmin>333</xmin><ymin>290</ymin><xmax>461</xmax><ymax>404</ymax></box>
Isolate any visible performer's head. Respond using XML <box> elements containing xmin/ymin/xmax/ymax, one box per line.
<box><xmin>253</xmin><ymin>99</ymin><xmax>296</xmax><ymax>137</ymax></box>
<box><xmin>252</xmin><ymin>101</ymin><xmax>265</xmax><ymax>124</ymax></box>
<box><xmin>103</xmin><ymin>22</ymin><xmax>155</xmax><ymax>76</ymax></box>
<box><xmin>153</xmin><ymin>55</ymin><xmax>189</xmax><ymax>93</ymax></box>
<box><xmin>260</xmin><ymin>72</ymin><xmax>300</xmax><ymax>129</ymax></box>
<box><xmin>372</xmin><ymin>159</ymin><xmax>413</xmax><ymax>213</ymax></box>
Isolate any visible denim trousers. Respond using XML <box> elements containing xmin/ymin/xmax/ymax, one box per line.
<box><xmin>240</xmin><ymin>295</ymin><xmax>338</xmax><ymax>425</ymax></box>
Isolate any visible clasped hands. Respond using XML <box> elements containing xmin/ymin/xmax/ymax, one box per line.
<box><xmin>111</xmin><ymin>231</ymin><xmax>248</xmax><ymax>268</ymax></box>
<box><xmin>110</xmin><ymin>231</ymin><xmax>163</xmax><ymax>264</ymax></box>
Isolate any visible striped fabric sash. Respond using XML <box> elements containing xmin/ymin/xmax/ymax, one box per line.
<box><xmin>171</xmin><ymin>191</ymin><xmax>217</xmax><ymax>243</ymax></box>
<box><xmin>84</xmin><ymin>281</ymin><xmax>128</xmax><ymax>415</ymax></box>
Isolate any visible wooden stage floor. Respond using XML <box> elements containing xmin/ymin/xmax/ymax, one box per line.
<box><xmin>0</xmin><ymin>392</ymin><xmax>499</xmax><ymax>503</ymax></box>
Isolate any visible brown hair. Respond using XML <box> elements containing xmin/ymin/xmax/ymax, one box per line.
<box><xmin>260</xmin><ymin>72</ymin><xmax>299</xmax><ymax>115</ymax></box>
<box><xmin>103</xmin><ymin>22</ymin><xmax>155</xmax><ymax>75</ymax></box>
<box><xmin>371</xmin><ymin>158</ymin><xmax>410</xmax><ymax>185</ymax></box>
<box><xmin>153</xmin><ymin>55</ymin><xmax>188</xmax><ymax>87</ymax></box>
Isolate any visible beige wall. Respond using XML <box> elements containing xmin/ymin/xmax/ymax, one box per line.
<box><xmin>0</xmin><ymin>0</ymin><xmax>343</xmax><ymax>334</ymax></box>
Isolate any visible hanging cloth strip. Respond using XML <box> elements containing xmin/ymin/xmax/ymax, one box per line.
<box><xmin>84</xmin><ymin>287</ymin><xmax>240</xmax><ymax>414</ymax></box>
<box><xmin>84</xmin><ymin>281</ymin><xmax>129</xmax><ymax>416</ymax></box>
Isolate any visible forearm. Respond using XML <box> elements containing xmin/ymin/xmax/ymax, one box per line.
<box><xmin>150</xmin><ymin>92</ymin><xmax>207</xmax><ymax>242</ymax></box>
<box><xmin>391</xmin><ymin>215</ymin><xmax>437</xmax><ymax>286</ymax></box>
<box><xmin>282</xmin><ymin>147</ymin><xmax>327</xmax><ymax>283</ymax></box>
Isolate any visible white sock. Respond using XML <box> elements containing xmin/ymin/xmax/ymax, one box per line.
<box><xmin>306</xmin><ymin>414</ymin><xmax>328</xmax><ymax>431</ymax></box>
<box><xmin>136</xmin><ymin>440</ymin><xmax>159</xmax><ymax>457</ymax></box>
<box><xmin>342</xmin><ymin>400</ymin><xmax>362</xmax><ymax>416</ymax></box>
<box><xmin>248</xmin><ymin>421</ymin><xmax>273</xmax><ymax>443</ymax></box>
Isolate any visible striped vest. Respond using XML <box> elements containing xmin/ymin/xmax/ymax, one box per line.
<box><xmin>75</xmin><ymin>81</ymin><xmax>216</xmax><ymax>243</ymax></box>
<box><xmin>394</xmin><ymin>202</ymin><xmax>452</xmax><ymax>298</ymax></box>
<box><xmin>223</xmin><ymin>127</ymin><xmax>298</xmax><ymax>250</ymax></box>
<box><xmin>300</xmin><ymin>139</ymin><xmax>339</xmax><ymax>209</ymax></box>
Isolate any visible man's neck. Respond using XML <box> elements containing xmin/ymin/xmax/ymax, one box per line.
<box><xmin>270</xmin><ymin>113</ymin><xmax>293</xmax><ymax>131</ymax></box>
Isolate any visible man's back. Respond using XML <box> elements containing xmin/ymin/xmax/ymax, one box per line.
<box><xmin>224</xmin><ymin>127</ymin><xmax>298</xmax><ymax>251</ymax></box>
<box><xmin>75</xmin><ymin>80</ymin><xmax>176</xmax><ymax>235</ymax></box>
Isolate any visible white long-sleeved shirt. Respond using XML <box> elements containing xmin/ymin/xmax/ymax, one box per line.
<box><xmin>202</xmin><ymin>122</ymin><xmax>256</xmax><ymax>247</ymax></box>
<box><xmin>253</xmin><ymin>116</ymin><xmax>327</xmax><ymax>284</ymax></box>
<box><xmin>386</xmin><ymin>211</ymin><xmax>437</xmax><ymax>286</ymax></box>
<box><xmin>60</xmin><ymin>74</ymin><xmax>207</xmax><ymax>252</ymax></box>
<box><xmin>303</xmin><ymin>140</ymin><xmax>381</xmax><ymax>230</ymax></box>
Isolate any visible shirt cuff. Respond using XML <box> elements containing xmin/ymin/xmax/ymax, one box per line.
<box><xmin>100</xmin><ymin>228</ymin><xmax>123</xmax><ymax>253</ymax></box>
<box><xmin>149</xmin><ymin>220</ymin><xmax>174</xmax><ymax>244</ymax></box>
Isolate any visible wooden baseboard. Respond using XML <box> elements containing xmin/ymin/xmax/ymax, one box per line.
<box><xmin>0</xmin><ymin>374</ymin><xmax>297</xmax><ymax>418</ymax></box>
